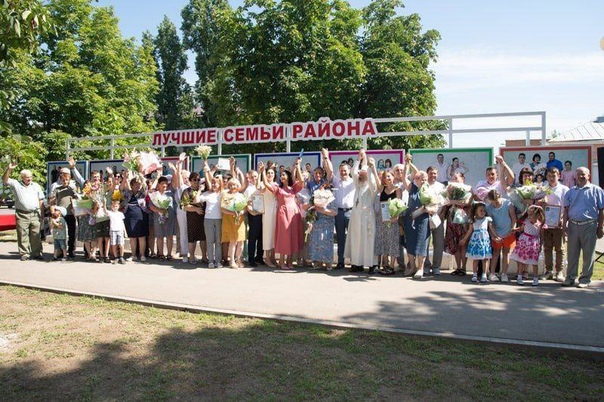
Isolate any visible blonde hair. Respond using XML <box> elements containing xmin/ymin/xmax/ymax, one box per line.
<box><xmin>527</xmin><ymin>205</ymin><xmax>545</xmax><ymax>223</ymax></box>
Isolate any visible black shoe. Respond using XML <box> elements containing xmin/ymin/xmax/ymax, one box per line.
<box><xmin>249</xmin><ymin>261</ymin><xmax>258</xmax><ymax>267</ymax></box>
<box><xmin>350</xmin><ymin>265</ymin><xmax>364</xmax><ymax>272</ymax></box>
<box><xmin>32</xmin><ymin>255</ymin><xmax>45</xmax><ymax>262</ymax></box>
<box><xmin>68</xmin><ymin>253</ymin><xmax>76</xmax><ymax>259</ymax></box>
<box><xmin>368</xmin><ymin>266</ymin><xmax>376</xmax><ymax>275</ymax></box>
<box><xmin>254</xmin><ymin>258</ymin><xmax>264</xmax><ymax>265</ymax></box>
<box><xmin>335</xmin><ymin>263</ymin><xmax>344</xmax><ymax>270</ymax></box>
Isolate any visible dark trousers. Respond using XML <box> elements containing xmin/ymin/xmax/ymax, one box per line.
<box><xmin>247</xmin><ymin>214</ymin><xmax>263</xmax><ymax>261</ymax></box>
<box><xmin>65</xmin><ymin>214</ymin><xmax>76</xmax><ymax>256</ymax></box>
<box><xmin>335</xmin><ymin>209</ymin><xmax>351</xmax><ymax>264</ymax></box>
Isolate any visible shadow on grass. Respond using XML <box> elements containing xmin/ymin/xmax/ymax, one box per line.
<box><xmin>2</xmin><ymin>314</ymin><xmax>604</xmax><ymax>401</ymax></box>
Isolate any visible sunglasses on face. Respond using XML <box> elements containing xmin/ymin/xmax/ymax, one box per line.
<box><xmin>191</xmin><ymin>178</ymin><xmax>199</xmax><ymax>182</ymax></box>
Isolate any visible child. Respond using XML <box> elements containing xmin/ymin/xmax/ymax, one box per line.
<box><xmin>510</xmin><ymin>205</ymin><xmax>545</xmax><ymax>286</ymax></box>
<box><xmin>106</xmin><ymin>200</ymin><xmax>127</xmax><ymax>264</ymax></box>
<box><xmin>485</xmin><ymin>189</ymin><xmax>517</xmax><ymax>282</ymax></box>
<box><xmin>461</xmin><ymin>202</ymin><xmax>496</xmax><ymax>283</ymax></box>
<box><xmin>50</xmin><ymin>206</ymin><xmax>68</xmax><ymax>261</ymax></box>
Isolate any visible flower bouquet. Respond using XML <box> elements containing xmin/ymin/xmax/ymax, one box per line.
<box><xmin>195</xmin><ymin>145</ymin><xmax>212</xmax><ymax>161</ymax></box>
<box><xmin>149</xmin><ymin>191</ymin><xmax>173</xmax><ymax>224</ymax></box>
<box><xmin>304</xmin><ymin>201</ymin><xmax>317</xmax><ymax>243</ymax></box>
<box><xmin>111</xmin><ymin>189</ymin><xmax>123</xmax><ymax>202</ymax></box>
<box><xmin>387</xmin><ymin>198</ymin><xmax>408</xmax><ymax>226</ymax></box>
<box><xmin>312</xmin><ymin>188</ymin><xmax>335</xmax><ymax>208</ymax></box>
<box><xmin>181</xmin><ymin>189</ymin><xmax>201</xmax><ymax>209</ymax></box>
<box><xmin>443</xmin><ymin>182</ymin><xmax>472</xmax><ymax>202</ymax></box>
<box><xmin>419</xmin><ymin>183</ymin><xmax>441</xmax><ymax>206</ymax></box>
<box><xmin>226</xmin><ymin>192</ymin><xmax>248</xmax><ymax>224</ymax></box>
<box><xmin>122</xmin><ymin>150</ymin><xmax>141</xmax><ymax>173</ymax></box>
<box><xmin>509</xmin><ymin>181</ymin><xmax>546</xmax><ymax>212</ymax></box>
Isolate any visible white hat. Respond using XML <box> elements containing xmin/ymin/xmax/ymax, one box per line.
<box><xmin>59</xmin><ymin>167</ymin><xmax>71</xmax><ymax>175</ymax></box>
<box><xmin>55</xmin><ymin>206</ymin><xmax>67</xmax><ymax>216</ymax></box>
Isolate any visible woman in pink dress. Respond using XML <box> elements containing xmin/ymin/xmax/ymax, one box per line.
<box><xmin>266</xmin><ymin>159</ymin><xmax>304</xmax><ymax>269</ymax></box>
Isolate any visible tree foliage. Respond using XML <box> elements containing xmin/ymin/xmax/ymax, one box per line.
<box><xmin>151</xmin><ymin>16</ymin><xmax>194</xmax><ymax>132</ymax></box>
<box><xmin>1</xmin><ymin>0</ymin><xmax>159</xmax><ymax>166</ymax></box>
<box><xmin>182</xmin><ymin>0</ymin><xmax>445</xmax><ymax>153</ymax></box>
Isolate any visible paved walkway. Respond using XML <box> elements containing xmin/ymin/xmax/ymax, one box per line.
<box><xmin>0</xmin><ymin>240</ymin><xmax>603</xmax><ymax>352</ymax></box>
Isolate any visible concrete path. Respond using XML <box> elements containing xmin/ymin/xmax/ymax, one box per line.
<box><xmin>0</xmin><ymin>240</ymin><xmax>603</xmax><ymax>352</ymax></box>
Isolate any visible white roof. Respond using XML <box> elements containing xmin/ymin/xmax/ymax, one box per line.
<box><xmin>549</xmin><ymin>120</ymin><xmax>604</xmax><ymax>143</ymax></box>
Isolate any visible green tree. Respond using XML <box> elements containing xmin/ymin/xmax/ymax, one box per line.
<box><xmin>152</xmin><ymin>17</ymin><xmax>194</xmax><ymax>131</ymax></box>
<box><xmin>181</xmin><ymin>0</ymin><xmax>233</xmax><ymax>128</ymax></box>
<box><xmin>3</xmin><ymin>0</ymin><xmax>159</xmax><ymax>161</ymax></box>
<box><xmin>182</xmin><ymin>0</ymin><xmax>443</xmax><ymax>154</ymax></box>
<box><xmin>360</xmin><ymin>0</ymin><xmax>444</xmax><ymax>150</ymax></box>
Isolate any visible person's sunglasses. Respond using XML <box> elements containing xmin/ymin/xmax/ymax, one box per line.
<box><xmin>191</xmin><ymin>178</ymin><xmax>199</xmax><ymax>182</ymax></box>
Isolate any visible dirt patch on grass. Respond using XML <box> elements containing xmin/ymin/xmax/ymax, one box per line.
<box><xmin>1</xmin><ymin>285</ymin><xmax>603</xmax><ymax>401</ymax></box>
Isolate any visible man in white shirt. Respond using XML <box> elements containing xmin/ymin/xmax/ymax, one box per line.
<box><xmin>538</xmin><ymin>167</ymin><xmax>569</xmax><ymax>282</ymax></box>
<box><xmin>512</xmin><ymin>153</ymin><xmax>531</xmax><ymax>185</ymax></box>
<box><xmin>434</xmin><ymin>153</ymin><xmax>450</xmax><ymax>185</ymax></box>
<box><xmin>244</xmin><ymin>169</ymin><xmax>263</xmax><ymax>267</ymax></box>
<box><xmin>423</xmin><ymin>166</ymin><xmax>445</xmax><ymax>275</ymax></box>
<box><xmin>324</xmin><ymin>149</ymin><xmax>355</xmax><ymax>270</ymax></box>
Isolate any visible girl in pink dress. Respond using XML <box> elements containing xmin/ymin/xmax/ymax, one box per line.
<box><xmin>266</xmin><ymin>159</ymin><xmax>304</xmax><ymax>269</ymax></box>
<box><xmin>510</xmin><ymin>205</ymin><xmax>545</xmax><ymax>286</ymax></box>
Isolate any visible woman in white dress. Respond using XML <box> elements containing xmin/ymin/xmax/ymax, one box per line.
<box><xmin>258</xmin><ymin>161</ymin><xmax>278</xmax><ymax>267</ymax></box>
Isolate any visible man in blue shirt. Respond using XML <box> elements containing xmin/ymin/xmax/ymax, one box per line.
<box><xmin>562</xmin><ymin>167</ymin><xmax>604</xmax><ymax>288</ymax></box>
<box><xmin>546</xmin><ymin>152</ymin><xmax>563</xmax><ymax>172</ymax></box>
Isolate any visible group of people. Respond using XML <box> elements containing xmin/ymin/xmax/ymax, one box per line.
<box><xmin>3</xmin><ymin>148</ymin><xmax>603</xmax><ymax>288</ymax></box>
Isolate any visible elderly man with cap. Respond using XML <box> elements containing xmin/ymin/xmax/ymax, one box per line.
<box><xmin>49</xmin><ymin>165</ymin><xmax>79</xmax><ymax>258</ymax></box>
<box><xmin>3</xmin><ymin>161</ymin><xmax>46</xmax><ymax>261</ymax></box>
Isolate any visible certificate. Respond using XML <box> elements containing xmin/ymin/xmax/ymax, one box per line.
<box><xmin>381</xmin><ymin>201</ymin><xmax>390</xmax><ymax>223</ymax></box>
<box><xmin>216</xmin><ymin>157</ymin><xmax>231</xmax><ymax>171</ymax></box>
<box><xmin>544</xmin><ymin>205</ymin><xmax>562</xmax><ymax>228</ymax></box>
<box><xmin>71</xmin><ymin>199</ymin><xmax>89</xmax><ymax>217</ymax></box>
<box><xmin>252</xmin><ymin>194</ymin><xmax>264</xmax><ymax>214</ymax></box>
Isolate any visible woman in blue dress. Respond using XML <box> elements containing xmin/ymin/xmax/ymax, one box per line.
<box><xmin>402</xmin><ymin>165</ymin><xmax>436</xmax><ymax>279</ymax></box>
<box><xmin>308</xmin><ymin>199</ymin><xmax>337</xmax><ymax>269</ymax></box>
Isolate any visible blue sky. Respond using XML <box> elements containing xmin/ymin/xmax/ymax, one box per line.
<box><xmin>96</xmin><ymin>0</ymin><xmax>604</xmax><ymax>149</ymax></box>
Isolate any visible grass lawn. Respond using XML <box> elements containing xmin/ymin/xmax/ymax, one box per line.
<box><xmin>1</xmin><ymin>285</ymin><xmax>603</xmax><ymax>401</ymax></box>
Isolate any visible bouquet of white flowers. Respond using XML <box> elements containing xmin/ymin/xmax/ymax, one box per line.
<box><xmin>195</xmin><ymin>145</ymin><xmax>212</xmax><ymax>160</ymax></box>
<box><xmin>312</xmin><ymin>188</ymin><xmax>335</xmax><ymax>208</ymax></box>
<box><xmin>149</xmin><ymin>191</ymin><xmax>173</xmax><ymax>224</ymax></box>
<box><xmin>443</xmin><ymin>182</ymin><xmax>472</xmax><ymax>202</ymax></box>
<box><xmin>419</xmin><ymin>183</ymin><xmax>441</xmax><ymax>206</ymax></box>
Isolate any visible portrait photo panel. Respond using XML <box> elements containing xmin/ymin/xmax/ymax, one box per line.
<box><xmin>254</xmin><ymin>152</ymin><xmax>321</xmax><ymax>172</ymax></box>
<box><xmin>329</xmin><ymin>150</ymin><xmax>404</xmax><ymax>172</ymax></box>
<box><xmin>501</xmin><ymin>146</ymin><xmax>591</xmax><ymax>181</ymax></box>
<box><xmin>409</xmin><ymin>148</ymin><xmax>494</xmax><ymax>187</ymax></box>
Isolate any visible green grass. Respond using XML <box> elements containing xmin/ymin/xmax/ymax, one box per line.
<box><xmin>0</xmin><ymin>285</ymin><xmax>603</xmax><ymax>401</ymax></box>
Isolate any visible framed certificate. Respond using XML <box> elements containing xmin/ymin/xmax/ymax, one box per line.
<box><xmin>381</xmin><ymin>201</ymin><xmax>390</xmax><ymax>223</ymax></box>
<box><xmin>544</xmin><ymin>205</ymin><xmax>562</xmax><ymax>228</ymax></box>
<box><xmin>252</xmin><ymin>194</ymin><xmax>264</xmax><ymax>214</ymax></box>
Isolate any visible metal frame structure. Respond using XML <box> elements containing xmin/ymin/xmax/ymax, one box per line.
<box><xmin>66</xmin><ymin>111</ymin><xmax>546</xmax><ymax>158</ymax></box>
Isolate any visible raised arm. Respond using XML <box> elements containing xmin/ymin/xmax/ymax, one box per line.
<box><xmin>68</xmin><ymin>157</ymin><xmax>85</xmax><ymax>187</ymax></box>
<box><xmin>321</xmin><ymin>148</ymin><xmax>333</xmax><ymax>182</ymax></box>
<box><xmin>496</xmin><ymin>155</ymin><xmax>514</xmax><ymax>189</ymax></box>
<box><xmin>2</xmin><ymin>161</ymin><xmax>16</xmax><ymax>185</ymax></box>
